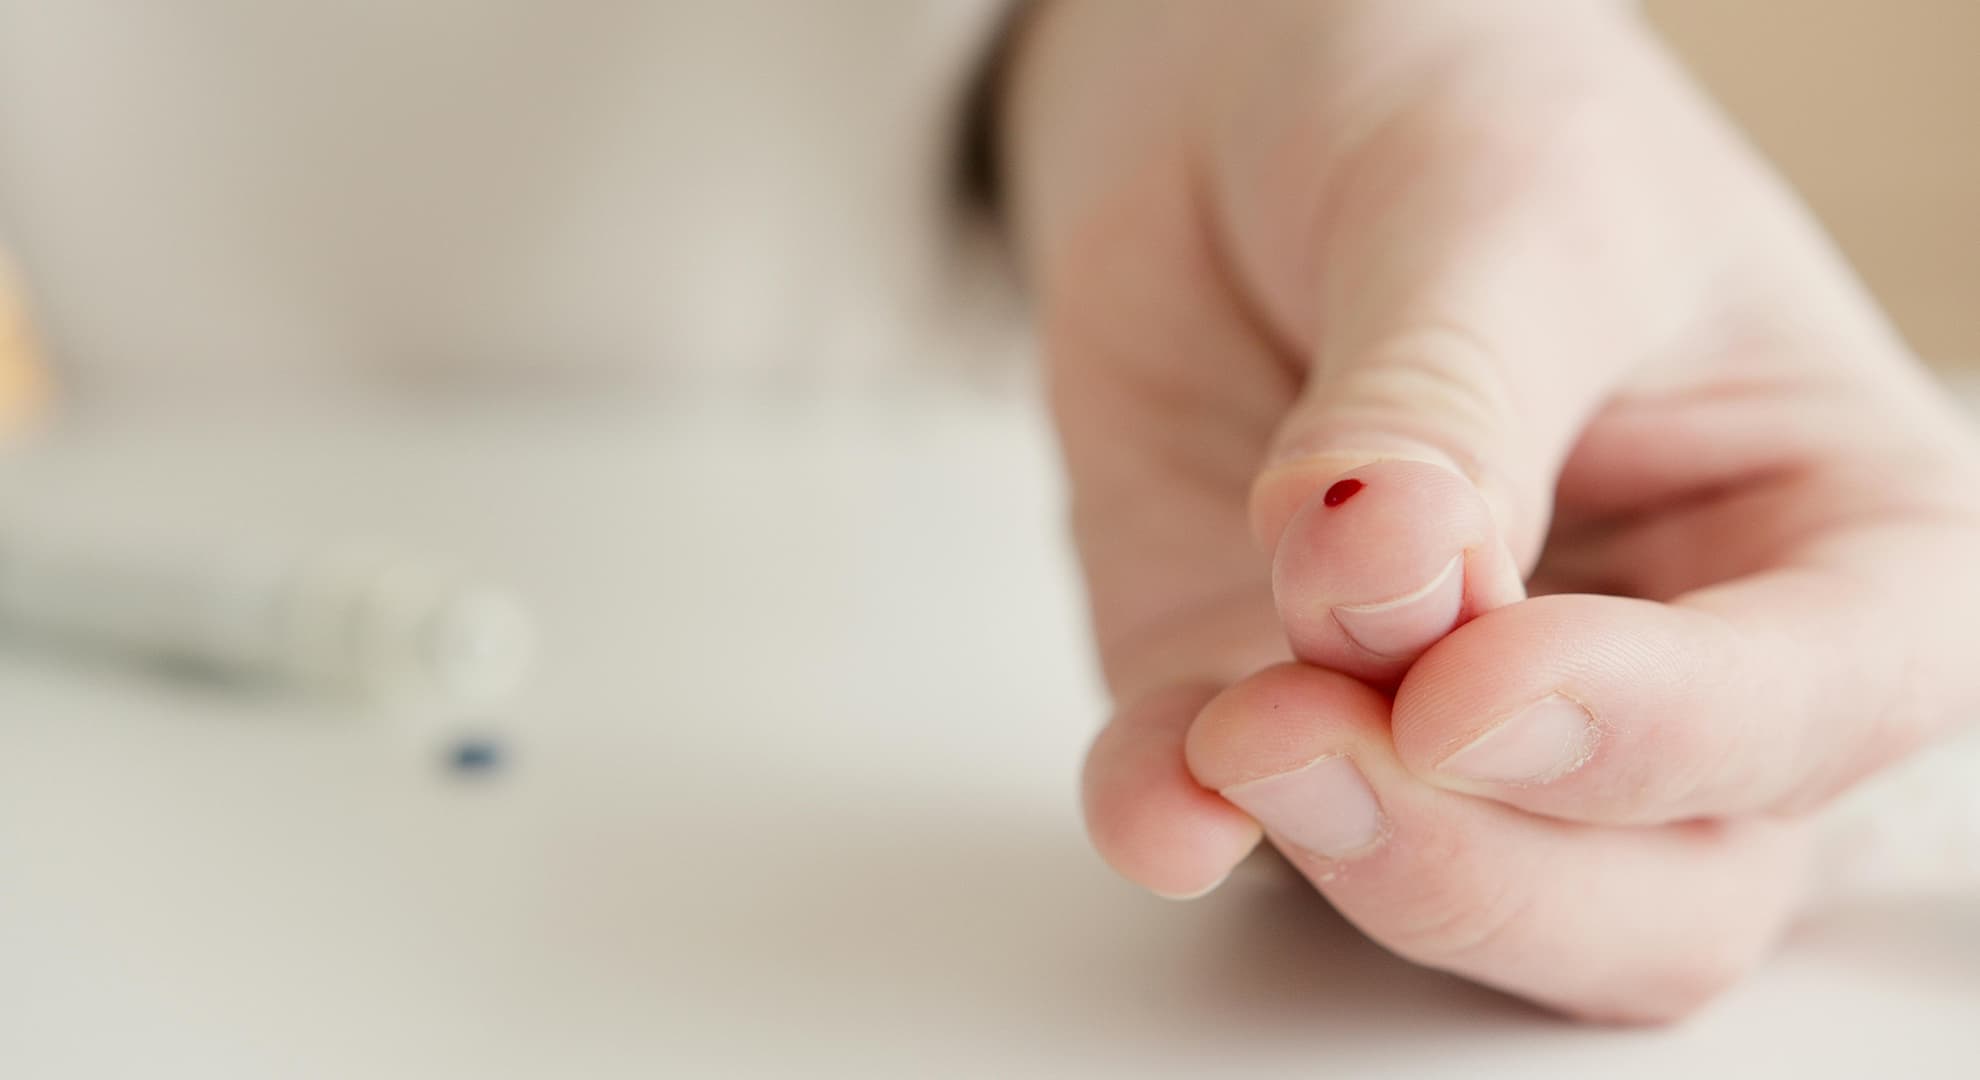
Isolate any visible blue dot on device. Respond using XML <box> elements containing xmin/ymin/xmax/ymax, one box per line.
<box><xmin>448</xmin><ymin>736</ymin><xmax>505</xmax><ymax>775</ymax></box>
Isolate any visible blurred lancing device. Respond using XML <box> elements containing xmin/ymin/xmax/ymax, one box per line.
<box><xmin>0</xmin><ymin>531</ymin><xmax>535</xmax><ymax>707</ymax></box>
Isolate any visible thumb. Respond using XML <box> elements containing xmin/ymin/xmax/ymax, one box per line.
<box><xmin>1249</xmin><ymin>344</ymin><xmax>1545</xmax><ymax>686</ymax></box>
<box><xmin>1246</xmin><ymin>158</ymin><xmax>1677</xmax><ymax>682</ymax></box>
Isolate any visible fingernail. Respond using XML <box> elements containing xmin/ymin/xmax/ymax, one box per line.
<box><xmin>1440</xmin><ymin>694</ymin><xmax>1597</xmax><ymax>785</ymax></box>
<box><xmin>1151</xmin><ymin>868</ymin><xmax>1235</xmax><ymax>902</ymax></box>
<box><xmin>1331</xmin><ymin>554</ymin><xmax>1463</xmax><ymax>659</ymax></box>
<box><xmin>1220</xmin><ymin>756</ymin><xmax>1386</xmax><ymax>859</ymax></box>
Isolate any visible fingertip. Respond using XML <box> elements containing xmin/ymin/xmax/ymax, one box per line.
<box><xmin>1390</xmin><ymin>596</ymin><xmax>1608</xmax><ymax>780</ymax></box>
<box><xmin>1185</xmin><ymin>664</ymin><xmax>1402</xmax><ymax>865</ymax></box>
<box><xmin>1391</xmin><ymin>594</ymin><xmax>1721</xmax><ymax>824</ymax></box>
<box><xmin>1087</xmin><ymin>801</ymin><xmax>1262</xmax><ymax>902</ymax></box>
<box><xmin>1249</xmin><ymin>453</ymin><xmax>1399</xmax><ymax>554</ymax></box>
<box><xmin>1183</xmin><ymin>662</ymin><xmax>1391</xmax><ymax>792</ymax></box>
<box><xmin>1083</xmin><ymin>684</ymin><xmax>1264</xmax><ymax>899</ymax></box>
<box><xmin>1189</xmin><ymin>652</ymin><xmax>1806</xmax><ymax>1018</ymax></box>
<box><xmin>1268</xmin><ymin>460</ymin><xmax>1522</xmax><ymax>680</ymax></box>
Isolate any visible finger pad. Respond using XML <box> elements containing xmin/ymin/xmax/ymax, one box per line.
<box><xmin>1271</xmin><ymin>461</ymin><xmax>1498</xmax><ymax>673</ymax></box>
<box><xmin>1084</xmin><ymin>688</ymin><xmax>1263</xmax><ymax>896</ymax></box>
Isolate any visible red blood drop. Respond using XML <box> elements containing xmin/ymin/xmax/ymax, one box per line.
<box><xmin>1323</xmin><ymin>478</ymin><xmax>1365</xmax><ymax>507</ymax></box>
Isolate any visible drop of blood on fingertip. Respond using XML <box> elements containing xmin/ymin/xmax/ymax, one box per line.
<box><xmin>1323</xmin><ymin>478</ymin><xmax>1365</xmax><ymax>507</ymax></box>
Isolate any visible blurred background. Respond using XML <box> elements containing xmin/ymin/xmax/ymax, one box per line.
<box><xmin>2</xmin><ymin>2</ymin><xmax>1977</xmax><ymax>400</ymax></box>
<box><xmin>1648</xmin><ymin>0</ymin><xmax>1980</xmax><ymax>369</ymax></box>
<box><xmin>0</xmin><ymin>3</ymin><xmax>1973</xmax><ymax>1077</ymax></box>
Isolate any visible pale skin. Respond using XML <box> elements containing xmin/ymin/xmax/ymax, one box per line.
<box><xmin>1000</xmin><ymin>0</ymin><xmax>1980</xmax><ymax>1021</ymax></box>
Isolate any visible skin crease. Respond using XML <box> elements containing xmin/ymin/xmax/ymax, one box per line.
<box><xmin>1000</xmin><ymin>0</ymin><xmax>1980</xmax><ymax>1022</ymax></box>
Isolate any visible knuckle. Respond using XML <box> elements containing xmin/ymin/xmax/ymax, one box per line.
<box><xmin>1297</xmin><ymin>325</ymin><xmax>1544</xmax><ymax>546</ymax></box>
<box><xmin>1320</xmin><ymin>324</ymin><xmax>1518</xmax><ymax>456</ymax></box>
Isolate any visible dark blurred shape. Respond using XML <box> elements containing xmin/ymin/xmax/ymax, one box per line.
<box><xmin>447</xmin><ymin>735</ymin><xmax>506</xmax><ymax>777</ymax></box>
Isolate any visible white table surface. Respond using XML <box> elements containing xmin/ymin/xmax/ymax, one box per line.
<box><xmin>0</xmin><ymin>386</ymin><xmax>1974</xmax><ymax>1078</ymax></box>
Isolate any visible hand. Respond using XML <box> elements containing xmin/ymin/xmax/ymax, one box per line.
<box><xmin>1001</xmin><ymin>0</ymin><xmax>1980</xmax><ymax>1021</ymax></box>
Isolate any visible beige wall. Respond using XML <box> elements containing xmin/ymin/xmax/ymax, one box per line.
<box><xmin>1648</xmin><ymin>0</ymin><xmax>1980</xmax><ymax>367</ymax></box>
<box><xmin>0</xmin><ymin>5</ymin><xmax>1972</xmax><ymax>390</ymax></box>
